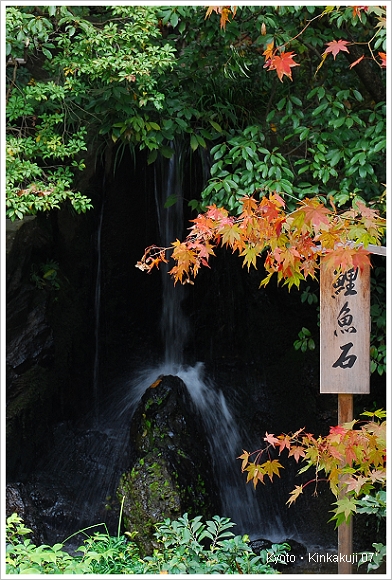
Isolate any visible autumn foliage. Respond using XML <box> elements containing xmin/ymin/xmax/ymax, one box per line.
<box><xmin>205</xmin><ymin>5</ymin><xmax>386</xmax><ymax>81</ymax></box>
<box><xmin>136</xmin><ymin>194</ymin><xmax>385</xmax><ymax>290</ymax></box>
<box><xmin>238</xmin><ymin>409</ymin><xmax>386</xmax><ymax>526</ymax></box>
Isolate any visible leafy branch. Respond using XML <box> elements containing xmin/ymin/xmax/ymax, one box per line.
<box><xmin>237</xmin><ymin>409</ymin><xmax>386</xmax><ymax>526</ymax></box>
<box><xmin>137</xmin><ymin>194</ymin><xmax>385</xmax><ymax>290</ymax></box>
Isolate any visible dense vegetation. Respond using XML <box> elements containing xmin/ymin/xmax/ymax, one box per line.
<box><xmin>6</xmin><ymin>512</ymin><xmax>289</xmax><ymax>574</ymax></box>
<box><xmin>6</xmin><ymin>5</ymin><xmax>386</xmax><ymax>217</ymax></box>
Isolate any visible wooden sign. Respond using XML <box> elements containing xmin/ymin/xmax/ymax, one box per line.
<box><xmin>320</xmin><ymin>260</ymin><xmax>370</xmax><ymax>394</ymax></box>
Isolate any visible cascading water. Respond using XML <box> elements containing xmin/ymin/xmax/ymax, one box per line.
<box><xmin>142</xmin><ymin>148</ymin><xmax>286</xmax><ymax>539</ymax></box>
<box><xmin>154</xmin><ymin>146</ymin><xmax>189</xmax><ymax>365</ymax></box>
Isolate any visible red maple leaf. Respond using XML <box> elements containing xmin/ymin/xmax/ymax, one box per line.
<box><xmin>323</xmin><ymin>39</ymin><xmax>350</xmax><ymax>60</ymax></box>
<box><xmin>329</xmin><ymin>425</ymin><xmax>347</xmax><ymax>436</ymax></box>
<box><xmin>266</xmin><ymin>51</ymin><xmax>300</xmax><ymax>82</ymax></box>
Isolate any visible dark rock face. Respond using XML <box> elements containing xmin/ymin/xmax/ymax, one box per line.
<box><xmin>118</xmin><ymin>375</ymin><xmax>220</xmax><ymax>555</ymax></box>
<box><xmin>6</xmin><ymin>483</ymin><xmax>46</xmax><ymax>545</ymax></box>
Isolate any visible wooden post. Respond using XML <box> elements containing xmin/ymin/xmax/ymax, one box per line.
<box><xmin>338</xmin><ymin>393</ymin><xmax>353</xmax><ymax>574</ymax></box>
<box><xmin>320</xmin><ymin>258</ymin><xmax>373</xmax><ymax>574</ymax></box>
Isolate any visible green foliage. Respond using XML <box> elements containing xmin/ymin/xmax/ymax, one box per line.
<box><xmin>5</xmin><ymin>5</ymin><xmax>175</xmax><ymax>219</ymax></box>
<box><xmin>356</xmin><ymin>490</ymin><xmax>386</xmax><ymax>572</ymax></box>
<box><xmin>293</xmin><ymin>326</ymin><xmax>316</xmax><ymax>352</ymax></box>
<box><xmin>6</xmin><ymin>5</ymin><xmax>386</xmax><ymax>222</ymax></box>
<box><xmin>143</xmin><ymin>513</ymin><xmax>287</xmax><ymax>574</ymax></box>
<box><xmin>5</xmin><ymin>512</ymin><xmax>287</xmax><ymax>575</ymax></box>
<box><xmin>30</xmin><ymin>260</ymin><xmax>62</xmax><ymax>291</ymax></box>
<box><xmin>5</xmin><ymin>513</ymin><xmax>91</xmax><ymax>574</ymax></box>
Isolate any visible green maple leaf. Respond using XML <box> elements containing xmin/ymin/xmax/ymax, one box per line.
<box><xmin>329</xmin><ymin>496</ymin><xmax>358</xmax><ymax>528</ymax></box>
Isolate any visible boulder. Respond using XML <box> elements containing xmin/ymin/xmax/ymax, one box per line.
<box><xmin>117</xmin><ymin>374</ymin><xmax>220</xmax><ymax>555</ymax></box>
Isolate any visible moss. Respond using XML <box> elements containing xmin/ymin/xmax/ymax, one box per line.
<box><xmin>117</xmin><ymin>453</ymin><xmax>182</xmax><ymax>556</ymax></box>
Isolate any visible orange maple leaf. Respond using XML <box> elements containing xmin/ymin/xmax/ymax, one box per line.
<box><xmin>237</xmin><ymin>450</ymin><xmax>250</xmax><ymax>472</ymax></box>
<box><xmin>349</xmin><ymin>54</ymin><xmax>365</xmax><ymax>69</ymax></box>
<box><xmin>378</xmin><ymin>51</ymin><xmax>386</xmax><ymax>68</ymax></box>
<box><xmin>352</xmin><ymin>6</ymin><xmax>369</xmax><ymax>20</ymax></box>
<box><xmin>299</xmin><ymin>198</ymin><xmax>331</xmax><ymax>229</ymax></box>
<box><xmin>266</xmin><ymin>51</ymin><xmax>300</xmax><ymax>82</ymax></box>
<box><xmin>323</xmin><ymin>39</ymin><xmax>350</xmax><ymax>59</ymax></box>
<box><xmin>322</xmin><ymin>245</ymin><xmax>370</xmax><ymax>274</ymax></box>
<box><xmin>351</xmin><ymin>246</ymin><xmax>371</xmax><ymax>272</ymax></box>
<box><xmin>204</xmin><ymin>6</ymin><xmax>236</xmax><ymax>30</ymax></box>
<box><xmin>288</xmin><ymin>445</ymin><xmax>306</xmax><ymax>462</ymax></box>
<box><xmin>286</xmin><ymin>484</ymin><xmax>303</xmax><ymax>506</ymax></box>
<box><xmin>262</xmin><ymin>41</ymin><xmax>275</xmax><ymax>61</ymax></box>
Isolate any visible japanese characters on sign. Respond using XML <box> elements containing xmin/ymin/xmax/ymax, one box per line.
<box><xmin>320</xmin><ymin>261</ymin><xmax>370</xmax><ymax>393</ymax></box>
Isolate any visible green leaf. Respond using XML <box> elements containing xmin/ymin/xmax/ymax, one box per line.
<box><xmin>190</xmin><ymin>134</ymin><xmax>199</xmax><ymax>151</ymax></box>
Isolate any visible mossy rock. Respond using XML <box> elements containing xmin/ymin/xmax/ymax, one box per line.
<box><xmin>118</xmin><ymin>453</ymin><xmax>181</xmax><ymax>555</ymax></box>
<box><xmin>118</xmin><ymin>374</ymin><xmax>220</xmax><ymax>555</ymax></box>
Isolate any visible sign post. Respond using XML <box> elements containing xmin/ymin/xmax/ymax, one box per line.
<box><xmin>320</xmin><ymin>258</ymin><xmax>371</xmax><ymax>574</ymax></box>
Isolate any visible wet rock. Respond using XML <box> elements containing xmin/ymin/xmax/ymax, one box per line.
<box><xmin>6</xmin><ymin>483</ymin><xmax>46</xmax><ymax>545</ymax></box>
<box><xmin>118</xmin><ymin>374</ymin><xmax>220</xmax><ymax>555</ymax></box>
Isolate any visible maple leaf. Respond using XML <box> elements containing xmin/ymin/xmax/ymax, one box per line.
<box><xmin>286</xmin><ymin>484</ymin><xmax>303</xmax><ymax>506</ymax></box>
<box><xmin>378</xmin><ymin>52</ymin><xmax>386</xmax><ymax>68</ymax></box>
<box><xmin>219</xmin><ymin>223</ymin><xmax>242</xmax><ymax>248</ymax></box>
<box><xmin>322</xmin><ymin>245</ymin><xmax>370</xmax><ymax>274</ymax></box>
<box><xmin>239</xmin><ymin>243</ymin><xmax>261</xmax><ymax>271</ymax></box>
<box><xmin>344</xmin><ymin>475</ymin><xmax>369</xmax><ymax>495</ymax></box>
<box><xmin>264</xmin><ymin>432</ymin><xmax>280</xmax><ymax>446</ymax></box>
<box><xmin>240</xmin><ymin>195</ymin><xmax>259</xmax><ymax>216</ymax></box>
<box><xmin>344</xmin><ymin>444</ymin><xmax>359</xmax><ymax>466</ymax></box>
<box><xmin>330</xmin><ymin>496</ymin><xmax>358</xmax><ymax>527</ymax></box>
<box><xmin>245</xmin><ymin>463</ymin><xmax>266</xmax><ymax>488</ymax></box>
<box><xmin>349</xmin><ymin>54</ymin><xmax>365</xmax><ymax>69</ymax></box>
<box><xmin>237</xmin><ymin>450</ymin><xmax>250</xmax><ymax>472</ymax></box>
<box><xmin>329</xmin><ymin>425</ymin><xmax>347</xmax><ymax>436</ymax></box>
<box><xmin>326</xmin><ymin>444</ymin><xmax>344</xmax><ymax>463</ymax></box>
<box><xmin>368</xmin><ymin>469</ymin><xmax>386</xmax><ymax>484</ymax></box>
<box><xmin>206</xmin><ymin>204</ymin><xmax>229</xmax><ymax>221</ymax></box>
<box><xmin>351</xmin><ymin>246</ymin><xmax>371</xmax><ymax>272</ymax></box>
<box><xmin>204</xmin><ymin>6</ymin><xmax>235</xmax><ymax>30</ymax></box>
<box><xmin>191</xmin><ymin>214</ymin><xmax>215</xmax><ymax>236</ymax></box>
<box><xmin>266</xmin><ymin>51</ymin><xmax>300</xmax><ymax>82</ymax></box>
<box><xmin>277</xmin><ymin>434</ymin><xmax>291</xmax><ymax>454</ymax></box>
<box><xmin>260</xmin><ymin>459</ymin><xmax>284</xmax><ymax>482</ymax></box>
<box><xmin>323</xmin><ymin>39</ymin><xmax>350</xmax><ymax>60</ymax></box>
<box><xmin>298</xmin><ymin>198</ymin><xmax>331</xmax><ymax>229</ymax></box>
<box><xmin>352</xmin><ymin>6</ymin><xmax>369</xmax><ymax>20</ymax></box>
<box><xmin>288</xmin><ymin>445</ymin><xmax>306</xmax><ymax>462</ymax></box>
<box><xmin>262</xmin><ymin>41</ymin><xmax>275</xmax><ymax>61</ymax></box>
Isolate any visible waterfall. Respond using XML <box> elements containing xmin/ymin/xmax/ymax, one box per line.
<box><xmin>144</xmin><ymin>149</ymin><xmax>286</xmax><ymax>539</ymax></box>
<box><xmin>154</xmin><ymin>147</ymin><xmax>189</xmax><ymax>365</ymax></box>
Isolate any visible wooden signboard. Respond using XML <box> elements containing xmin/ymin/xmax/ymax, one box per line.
<box><xmin>320</xmin><ymin>260</ymin><xmax>370</xmax><ymax>394</ymax></box>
